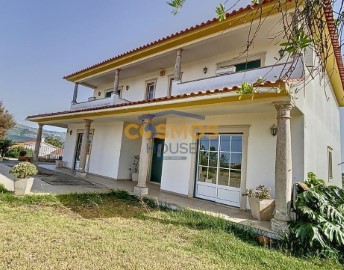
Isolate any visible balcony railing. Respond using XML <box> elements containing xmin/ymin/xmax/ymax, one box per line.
<box><xmin>171</xmin><ymin>61</ymin><xmax>304</xmax><ymax>95</ymax></box>
<box><xmin>71</xmin><ymin>93</ymin><xmax>129</xmax><ymax>111</ymax></box>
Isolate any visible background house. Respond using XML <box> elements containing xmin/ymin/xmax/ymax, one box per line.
<box><xmin>12</xmin><ymin>139</ymin><xmax>63</xmax><ymax>159</ymax></box>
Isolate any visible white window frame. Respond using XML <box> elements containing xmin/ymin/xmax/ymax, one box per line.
<box><xmin>216</xmin><ymin>52</ymin><xmax>266</xmax><ymax>70</ymax></box>
<box><xmin>168</xmin><ymin>75</ymin><xmax>174</xmax><ymax>97</ymax></box>
<box><xmin>189</xmin><ymin>125</ymin><xmax>250</xmax><ymax>210</ymax></box>
<box><xmin>117</xmin><ymin>85</ymin><xmax>123</xmax><ymax>98</ymax></box>
<box><xmin>105</xmin><ymin>90</ymin><xmax>114</xmax><ymax>98</ymax></box>
<box><xmin>328</xmin><ymin>146</ymin><xmax>333</xmax><ymax>181</ymax></box>
<box><xmin>146</xmin><ymin>79</ymin><xmax>157</xmax><ymax>100</ymax></box>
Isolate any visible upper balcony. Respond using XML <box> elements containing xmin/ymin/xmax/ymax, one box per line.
<box><xmin>171</xmin><ymin>61</ymin><xmax>304</xmax><ymax>96</ymax></box>
<box><xmin>70</xmin><ymin>60</ymin><xmax>304</xmax><ymax>111</ymax></box>
<box><xmin>71</xmin><ymin>93</ymin><xmax>128</xmax><ymax>111</ymax></box>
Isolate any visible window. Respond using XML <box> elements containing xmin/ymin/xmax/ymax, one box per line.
<box><xmin>328</xmin><ymin>147</ymin><xmax>333</xmax><ymax>181</ymax></box>
<box><xmin>146</xmin><ymin>80</ymin><xmax>156</xmax><ymax>100</ymax></box>
<box><xmin>117</xmin><ymin>86</ymin><xmax>123</xmax><ymax>97</ymax></box>
<box><xmin>168</xmin><ymin>75</ymin><xmax>174</xmax><ymax>97</ymax></box>
<box><xmin>217</xmin><ymin>54</ymin><xmax>264</xmax><ymax>74</ymax></box>
<box><xmin>105</xmin><ymin>91</ymin><xmax>113</xmax><ymax>98</ymax></box>
<box><xmin>234</xmin><ymin>59</ymin><xmax>261</xmax><ymax>72</ymax></box>
<box><xmin>197</xmin><ymin>134</ymin><xmax>243</xmax><ymax>188</ymax></box>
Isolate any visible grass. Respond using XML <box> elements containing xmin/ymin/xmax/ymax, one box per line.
<box><xmin>0</xmin><ymin>183</ymin><xmax>10</xmax><ymax>194</ymax></box>
<box><xmin>0</xmin><ymin>191</ymin><xmax>342</xmax><ymax>270</ymax></box>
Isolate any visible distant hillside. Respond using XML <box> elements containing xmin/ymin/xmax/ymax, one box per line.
<box><xmin>6</xmin><ymin>124</ymin><xmax>66</xmax><ymax>143</ymax></box>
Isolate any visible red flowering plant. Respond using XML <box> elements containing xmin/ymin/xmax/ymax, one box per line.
<box><xmin>242</xmin><ymin>185</ymin><xmax>272</xmax><ymax>200</ymax></box>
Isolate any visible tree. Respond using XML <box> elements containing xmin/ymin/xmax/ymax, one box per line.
<box><xmin>44</xmin><ymin>135</ymin><xmax>64</xmax><ymax>148</ymax></box>
<box><xmin>0</xmin><ymin>138</ymin><xmax>14</xmax><ymax>157</ymax></box>
<box><xmin>167</xmin><ymin>0</ymin><xmax>344</xmax><ymax>89</ymax></box>
<box><xmin>0</xmin><ymin>102</ymin><xmax>15</xmax><ymax>139</ymax></box>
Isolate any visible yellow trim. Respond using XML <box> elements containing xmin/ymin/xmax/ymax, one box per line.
<box><xmin>29</xmin><ymin>91</ymin><xmax>289</xmax><ymax>123</ymax></box>
<box><xmin>325</xmin><ymin>49</ymin><xmax>344</xmax><ymax>106</ymax></box>
<box><xmin>311</xmin><ymin>8</ymin><xmax>344</xmax><ymax>106</ymax></box>
<box><xmin>323</xmin><ymin>27</ymin><xmax>344</xmax><ymax>106</ymax></box>
<box><xmin>65</xmin><ymin>0</ymin><xmax>295</xmax><ymax>82</ymax></box>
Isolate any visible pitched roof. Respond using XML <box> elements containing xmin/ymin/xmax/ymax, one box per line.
<box><xmin>63</xmin><ymin>0</ymin><xmax>343</xmax><ymax>92</ymax></box>
<box><xmin>63</xmin><ymin>0</ymin><xmax>288</xmax><ymax>80</ymax></box>
<box><xmin>51</xmin><ymin>148</ymin><xmax>64</xmax><ymax>156</ymax></box>
<box><xmin>324</xmin><ymin>0</ymin><xmax>344</xmax><ymax>89</ymax></box>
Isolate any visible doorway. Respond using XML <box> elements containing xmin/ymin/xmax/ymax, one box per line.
<box><xmin>73</xmin><ymin>133</ymin><xmax>93</xmax><ymax>170</ymax></box>
<box><xmin>195</xmin><ymin>134</ymin><xmax>243</xmax><ymax>207</ymax></box>
<box><xmin>150</xmin><ymin>138</ymin><xmax>165</xmax><ymax>183</ymax></box>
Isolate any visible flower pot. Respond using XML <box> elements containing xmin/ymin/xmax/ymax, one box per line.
<box><xmin>55</xmin><ymin>160</ymin><xmax>64</xmax><ymax>168</ymax></box>
<box><xmin>248</xmin><ymin>197</ymin><xmax>275</xmax><ymax>221</ymax></box>
<box><xmin>14</xmin><ymin>177</ymin><xmax>34</xmax><ymax>195</ymax></box>
<box><xmin>131</xmin><ymin>172</ymin><xmax>139</xmax><ymax>182</ymax></box>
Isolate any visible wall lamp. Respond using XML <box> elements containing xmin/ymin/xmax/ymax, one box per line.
<box><xmin>126</xmin><ymin>85</ymin><xmax>130</xmax><ymax>90</ymax></box>
<box><xmin>271</xmin><ymin>124</ymin><xmax>278</xmax><ymax>136</ymax></box>
<box><xmin>278</xmin><ymin>48</ymin><xmax>285</xmax><ymax>59</ymax></box>
<box><xmin>203</xmin><ymin>66</ymin><xmax>208</xmax><ymax>74</ymax></box>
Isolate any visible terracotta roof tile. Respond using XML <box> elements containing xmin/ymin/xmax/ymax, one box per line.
<box><xmin>324</xmin><ymin>0</ymin><xmax>344</xmax><ymax>88</ymax></box>
<box><xmin>62</xmin><ymin>1</ymin><xmax>343</xmax><ymax>92</ymax></box>
<box><xmin>27</xmin><ymin>80</ymin><xmax>288</xmax><ymax>119</ymax></box>
<box><xmin>63</xmin><ymin>0</ymin><xmax>343</xmax><ymax>91</ymax></box>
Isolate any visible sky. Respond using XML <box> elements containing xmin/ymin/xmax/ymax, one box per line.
<box><xmin>0</xmin><ymin>0</ymin><xmax>228</xmax><ymax>132</ymax></box>
<box><xmin>0</xmin><ymin>0</ymin><xmax>343</xmax><ymax>127</ymax></box>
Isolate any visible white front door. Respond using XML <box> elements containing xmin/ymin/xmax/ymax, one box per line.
<box><xmin>195</xmin><ymin>134</ymin><xmax>243</xmax><ymax>207</ymax></box>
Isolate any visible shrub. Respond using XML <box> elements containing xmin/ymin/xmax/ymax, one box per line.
<box><xmin>0</xmin><ymin>138</ymin><xmax>13</xmax><ymax>157</ymax></box>
<box><xmin>7</xmin><ymin>146</ymin><xmax>33</xmax><ymax>158</ymax></box>
<box><xmin>9</xmin><ymin>162</ymin><xmax>38</xmax><ymax>179</ymax></box>
<box><xmin>289</xmin><ymin>172</ymin><xmax>344</xmax><ymax>261</ymax></box>
<box><xmin>131</xmin><ymin>155</ymin><xmax>139</xmax><ymax>173</ymax></box>
<box><xmin>242</xmin><ymin>185</ymin><xmax>272</xmax><ymax>200</ymax></box>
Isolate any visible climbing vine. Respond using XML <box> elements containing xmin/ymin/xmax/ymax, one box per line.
<box><xmin>168</xmin><ymin>0</ymin><xmax>344</xmax><ymax>97</ymax></box>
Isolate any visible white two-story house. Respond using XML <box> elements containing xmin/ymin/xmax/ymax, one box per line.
<box><xmin>27</xmin><ymin>0</ymin><xmax>343</xmax><ymax>233</ymax></box>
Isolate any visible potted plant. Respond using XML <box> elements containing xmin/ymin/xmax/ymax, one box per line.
<box><xmin>243</xmin><ymin>185</ymin><xmax>275</xmax><ymax>221</ymax></box>
<box><xmin>131</xmin><ymin>155</ymin><xmax>139</xmax><ymax>182</ymax></box>
<box><xmin>9</xmin><ymin>162</ymin><xmax>38</xmax><ymax>195</ymax></box>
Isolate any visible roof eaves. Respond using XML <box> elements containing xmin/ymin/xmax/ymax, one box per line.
<box><xmin>324</xmin><ymin>0</ymin><xmax>344</xmax><ymax>89</ymax></box>
<box><xmin>27</xmin><ymin>80</ymin><xmax>288</xmax><ymax>120</ymax></box>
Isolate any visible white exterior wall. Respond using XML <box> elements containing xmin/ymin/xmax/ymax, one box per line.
<box><xmin>117</xmin><ymin>123</ymin><xmax>142</xmax><ymax>179</ymax></box>
<box><xmin>179</xmin><ymin>46</ymin><xmax>280</xmax><ymax>84</ymax></box>
<box><xmin>291</xmin><ymin>115</ymin><xmax>305</xmax><ymax>183</ymax></box>
<box><xmin>88</xmin><ymin>121</ymin><xmax>124</xmax><ymax>178</ymax></box>
<box><xmin>293</xmin><ymin>71</ymin><xmax>342</xmax><ymax>187</ymax></box>
<box><xmin>63</xmin><ymin>125</ymin><xmax>79</xmax><ymax>169</ymax></box>
<box><xmin>160</xmin><ymin>111</ymin><xmax>305</xmax><ymax>197</ymax></box>
<box><xmin>94</xmin><ymin>68</ymin><xmax>174</xmax><ymax>101</ymax></box>
<box><xmin>63</xmin><ymin>121</ymin><xmax>124</xmax><ymax>179</ymax></box>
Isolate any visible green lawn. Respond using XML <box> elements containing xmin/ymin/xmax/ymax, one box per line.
<box><xmin>0</xmin><ymin>192</ymin><xmax>342</xmax><ymax>270</ymax></box>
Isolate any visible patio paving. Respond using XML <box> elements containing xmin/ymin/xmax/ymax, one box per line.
<box><xmin>0</xmin><ymin>161</ymin><xmax>109</xmax><ymax>194</ymax></box>
<box><xmin>0</xmin><ymin>161</ymin><xmax>278</xmax><ymax>238</ymax></box>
